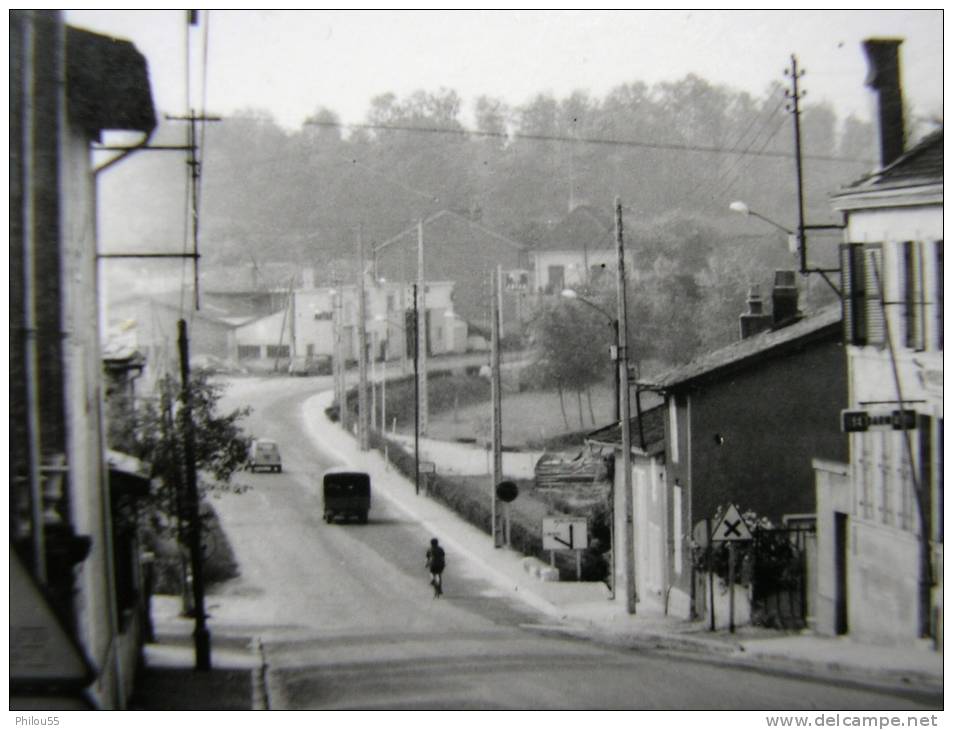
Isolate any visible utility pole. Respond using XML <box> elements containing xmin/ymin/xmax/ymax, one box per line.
<box><xmin>785</xmin><ymin>55</ymin><xmax>808</xmax><ymax>275</ymax></box>
<box><xmin>491</xmin><ymin>267</ymin><xmax>504</xmax><ymax>547</ymax></box>
<box><xmin>417</xmin><ymin>221</ymin><xmax>428</xmax><ymax>436</ymax></box>
<box><xmin>177</xmin><ymin>319</ymin><xmax>211</xmax><ymax>670</ymax></box>
<box><xmin>614</xmin><ymin>198</ymin><xmax>637</xmax><ymax>615</ymax></box>
<box><xmin>413</xmin><ymin>283</ymin><xmax>420</xmax><ymax>496</ymax></box>
<box><xmin>333</xmin><ymin>286</ymin><xmax>347</xmax><ymax>433</ymax></box>
<box><xmin>357</xmin><ymin>228</ymin><xmax>369</xmax><ymax>450</ymax></box>
<box><xmin>165</xmin><ymin>111</ymin><xmax>220</xmax><ymax>310</ymax></box>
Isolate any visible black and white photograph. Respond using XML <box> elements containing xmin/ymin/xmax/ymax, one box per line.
<box><xmin>9</xmin><ymin>8</ymin><xmax>944</xmax><ymax>717</ymax></box>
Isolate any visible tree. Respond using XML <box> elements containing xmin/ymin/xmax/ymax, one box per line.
<box><xmin>530</xmin><ymin>299</ymin><xmax>614</xmax><ymax>429</ymax></box>
<box><xmin>112</xmin><ymin>370</ymin><xmax>252</xmax><ymax>590</ymax></box>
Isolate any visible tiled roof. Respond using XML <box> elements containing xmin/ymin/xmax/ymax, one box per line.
<box><xmin>374</xmin><ymin>209</ymin><xmax>526</xmax><ymax>253</ymax></box>
<box><xmin>533</xmin><ymin>205</ymin><xmax>614</xmax><ymax>252</ymax></box>
<box><xmin>840</xmin><ymin>129</ymin><xmax>942</xmax><ymax>193</ymax></box>
<box><xmin>585</xmin><ymin>404</ymin><xmax>666</xmax><ymax>455</ymax></box>
<box><xmin>649</xmin><ymin>304</ymin><xmax>842</xmax><ymax>391</ymax></box>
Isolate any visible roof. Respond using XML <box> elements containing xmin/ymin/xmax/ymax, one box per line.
<box><xmin>374</xmin><ymin>209</ymin><xmax>526</xmax><ymax>254</ymax></box>
<box><xmin>837</xmin><ymin>129</ymin><xmax>942</xmax><ymax>195</ymax></box>
<box><xmin>649</xmin><ymin>304</ymin><xmax>843</xmax><ymax>391</ymax></box>
<box><xmin>66</xmin><ymin>26</ymin><xmax>156</xmax><ymax>137</ymax></box>
<box><xmin>586</xmin><ymin>405</ymin><xmax>667</xmax><ymax>456</ymax></box>
<box><xmin>533</xmin><ymin>205</ymin><xmax>614</xmax><ymax>252</ymax></box>
<box><xmin>107</xmin><ymin>292</ymin><xmax>237</xmax><ymax>328</ymax></box>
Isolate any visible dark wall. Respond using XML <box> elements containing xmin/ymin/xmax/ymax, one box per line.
<box><xmin>687</xmin><ymin>336</ymin><xmax>848</xmax><ymax>525</ymax></box>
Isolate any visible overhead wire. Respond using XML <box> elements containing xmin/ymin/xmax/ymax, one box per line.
<box><xmin>302</xmin><ymin>117</ymin><xmax>871</xmax><ymax>165</ymax></box>
<box><xmin>684</xmin><ymin>96</ymin><xmax>786</xmax><ymax>202</ymax></box>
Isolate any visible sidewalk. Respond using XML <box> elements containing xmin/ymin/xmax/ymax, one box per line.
<box><xmin>301</xmin><ymin>389</ymin><xmax>943</xmax><ymax>695</ymax></box>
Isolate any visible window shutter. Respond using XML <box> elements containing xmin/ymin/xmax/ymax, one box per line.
<box><xmin>864</xmin><ymin>245</ymin><xmax>885</xmax><ymax>346</ymax></box>
<box><xmin>840</xmin><ymin>243</ymin><xmax>867</xmax><ymax>345</ymax></box>
<box><xmin>936</xmin><ymin>241</ymin><xmax>944</xmax><ymax>351</ymax></box>
<box><xmin>903</xmin><ymin>241</ymin><xmax>917</xmax><ymax>349</ymax></box>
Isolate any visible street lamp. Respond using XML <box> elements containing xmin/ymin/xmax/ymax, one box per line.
<box><xmin>729</xmin><ymin>200</ymin><xmax>843</xmax><ymax>294</ymax></box>
<box><xmin>561</xmin><ymin>289</ymin><xmax>620</xmax><ymax>422</ymax></box>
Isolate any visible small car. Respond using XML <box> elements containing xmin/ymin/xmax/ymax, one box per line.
<box><xmin>322</xmin><ymin>468</ymin><xmax>371</xmax><ymax>524</ymax></box>
<box><xmin>247</xmin><ymin>439</ymin><xmax>282</xmax><ymax>473</ymax></box>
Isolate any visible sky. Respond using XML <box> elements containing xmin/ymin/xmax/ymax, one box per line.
<box><xmin>65</xmin><ymin>9</ymin><xmax>944</xmax><ymax>134</ymax></box>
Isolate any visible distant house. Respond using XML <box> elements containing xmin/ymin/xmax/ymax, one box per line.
<box><xmin>373</xmin><ymin>210</ymin><xmax>529</xmax><ymax>335</ymax></box>
<box><xmin>11</xmin><ymin>11</ymin><xmax>156</xmax><ymax>709</ymax></box>
<box><xmin>812</xmin><ymin>39</ymin><xmax>943</xmax><ymax>645</ymax></box>
<box><xmin>530</xmin><ymin>205</ymin><xmax>630</xmax><ymax>294</ymax></box>
<box><xmin>645</xmin><ymin>276</ymin><xmax>848</xmax><ymax>620</ymax></box>
<box><xmin>233</xmin><ymin>275</ymin><xmax>467</xmax><ymax>371</ymax></box>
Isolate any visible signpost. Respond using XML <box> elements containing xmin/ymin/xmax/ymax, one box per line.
<box><xmin>710</xmin><ymin>504</ymin><xmax>752</xmax><ymax>634</ymax></box>
<box><xmin>543</xmin><ymin>517</ymin><xmax>588</xmax><ymax>580</ymax></box>
<box><xmin>841</xmin><ymin>408</ymin><xmax>917</xmax><ymax>432</ymax></box>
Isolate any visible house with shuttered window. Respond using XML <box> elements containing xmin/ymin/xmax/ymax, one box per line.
<box><xmin>812</xmin><ymin>38</ymin><xmax>942</xmax><ymax>647</ymax></box>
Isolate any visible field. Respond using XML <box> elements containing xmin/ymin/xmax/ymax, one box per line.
<box><xmin>424</xmin><ymin>385</ymin><xmax>617</xmax><ymax>448</ymax></box>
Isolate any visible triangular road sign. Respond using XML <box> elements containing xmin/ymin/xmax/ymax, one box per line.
<box><xmin>711</xmin><ymin>504</ymin><xmax>753</xmax><ymax>541</ymax></box>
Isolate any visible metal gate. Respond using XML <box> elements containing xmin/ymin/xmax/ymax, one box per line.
<box><xmin>749</xmin><ymin>525</ymin><xmax>814</xmax><ymax>630</ymax></box>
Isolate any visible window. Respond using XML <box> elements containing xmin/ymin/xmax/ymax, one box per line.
<box><xmin>840</xmin><ymin>243</ymin><xmax>885</xmax><ymax>346</ymax></box>
<box><xmin>936</xmin><ymin>241</ymin><xmax>943</xmax><ymax>350</ymax></box>
<box><xmin>313</xmin><ymin>311</ymin><xmax>332</xmax><ymax>321</ymax></box>
<box><xmin>266</xmin><ymin>345</ymin><xmax>290</xmax><ymax>358</ymax></box>
<box><xmin>387</xmin><ymin>294</ymin><xmax>395</xmax><ymax>313</ymax></box>
<box><xmin>238</xmin><ymin>345</ymin><xmax>261</xmax><ymax>360</ymax></box>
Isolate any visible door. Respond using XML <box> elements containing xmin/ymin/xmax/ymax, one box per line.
<box><xmin>834</xmin><ymin>512</ymin><xmax>848</xmax><ymax>635</ymax></box>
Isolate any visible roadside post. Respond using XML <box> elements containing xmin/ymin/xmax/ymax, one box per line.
<box><xmin>542</xmin><ymin>517</ymin><xmax>588</xmax><ymax>581</ymax></box>
<box><xmin>710</xmin><ymin>504</ymin><xmax>753</xmax><ymax>634</ymax></box>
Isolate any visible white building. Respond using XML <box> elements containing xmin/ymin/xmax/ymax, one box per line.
<box><xmin>813</xmin><ymin>39</ymin><xmax>942</xmax><ymax>646</ymax></box>
<box><xmin>235</xmin><ymin>275</ymin><xmax>468</xmax><ymax>370</ymax></box>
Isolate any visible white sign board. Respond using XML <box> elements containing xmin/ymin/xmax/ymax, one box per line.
<box><xmin>711</xmin><ymin>504</ymin><xmax>753</xmax><ymax>542</ymax></box>
<box><xmin>542</xmin><ymin>517</ymin><xmax>588</xmax><ymax>551</ymax></box>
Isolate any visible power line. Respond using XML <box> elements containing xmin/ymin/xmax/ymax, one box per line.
<box><xmin>303</xmin><ymin>118</ymin><xmax>871</xmax><ymax>165</ymax></box>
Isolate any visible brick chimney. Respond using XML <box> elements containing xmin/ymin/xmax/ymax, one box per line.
<box><xmin>771</xmin><ymin>270</ymin><xmax>800</xmax><ymax>326</ymax></box>
<box><xmin>863</xmin><ymin>38</ymin><xmax>905</xmax><ymax>169</ymax></box>
<box><xmin>739</xmin><ymin>284</ymin><xmax>772</xmax><ymax>339</ymax></box>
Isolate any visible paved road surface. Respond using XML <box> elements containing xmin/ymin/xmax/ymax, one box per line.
<box><xmin>208</xmin><ymin>376</ymin><xmax>937</xmax><ymax>710</ymax></box>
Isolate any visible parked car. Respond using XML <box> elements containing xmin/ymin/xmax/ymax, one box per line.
<box><xmin>247</xmin><ymin>439</ymin><xmax>282</xmax><ymax>473</ymax></box>
<box><xmin>322</xmin><ymin>468</ymin><xmax>371</xmax><ymax>524</ymax></box>
<box><xmin>289</xmin><ymin>355</ymin><xmax>333</xmax><ymax>376</ymax></box>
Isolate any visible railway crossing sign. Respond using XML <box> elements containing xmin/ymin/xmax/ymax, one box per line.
<box><xmin>711</xmin><ymin>504</ymin><xmax>752</xmax><ymax>542</ymax></box>
<box><xmin>542</xmin><ymin>517</ymin><xmax>588</xmax><ymax>551</ymax></box>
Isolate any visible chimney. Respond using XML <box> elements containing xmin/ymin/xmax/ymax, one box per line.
<box><xmin>739</xmin><ymin>284</ymin><xmax>772</xmax><ymax>339</ymax></box>
<box><xmin>771</xmin><ymin>270</ymin><xmax>800</xmax><ymax>326</ymax></box>
<box><xmin>863</xmin><ymin>38</ymin><xmax>905</xmax><ymax>169</ymax></box>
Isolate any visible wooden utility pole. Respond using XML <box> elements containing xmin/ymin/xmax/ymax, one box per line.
<box><xmin>177</xmin><ymin>319</ymin><xmax>211</xmax><ymax>670</ymax></box>
<box><xmin>413</xmin><ymin>283</ymin><xmax>420</xmax><ymax>496</ymax></box>
<box><xmin>417</xmin><ymin>221</ymin><xmax>428</xmax><ymax>436</ymax></box>
<box><xmin>333</xmin><ymin>287</ymin><xmax>347</xmax><ymax>434</ymax></box>
<box><xmin>357</xmin><ymin>229</ymin><xmax>369</xmax><ymax>450</ymax></box>
<box><xmin>615</xmin><ymin>198</ymin><xmax>637</xmax><ymax>615</ymax></box>
<box><xmin>165</xmin><ymin>111</ymin><xmax>221</xmax><ymax>310</ymax></box>
<box><xmin>491</xmin><ymin>268</ymin><xmax>504</xmax><ymax>547</ymax></box>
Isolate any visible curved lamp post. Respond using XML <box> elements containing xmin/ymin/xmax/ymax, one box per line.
<box><xmin>730</xmin><ymin>200</ymin><xmax>843</xmax><ymax>294</ymax></box>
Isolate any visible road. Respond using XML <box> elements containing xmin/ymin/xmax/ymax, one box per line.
<box><xmin>208</xmin><ymin>376</ymin><xmax>938</xmax><ymax>710</ymax></box>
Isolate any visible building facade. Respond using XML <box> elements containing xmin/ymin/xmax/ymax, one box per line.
<box><xmin>813</xmin><ymin>39</ymin><xmax>943</xmax><ymax>645</ymax></box>
<box><xmin>10</xmin><ymin>11</ymin><xmax>156</xmax><ymax>708</ymax></box>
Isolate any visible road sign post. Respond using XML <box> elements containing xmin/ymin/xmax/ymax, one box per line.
<box><xmin>710</xmin><ymin>505</ymin><xmax>752</xmax><ymax>634</ymax></box>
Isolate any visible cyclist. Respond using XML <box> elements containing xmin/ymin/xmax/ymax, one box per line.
<box><xmin>425</xmin><ymin>538</ymin><xmax>446</xmax><ymax>598</ymax></box>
